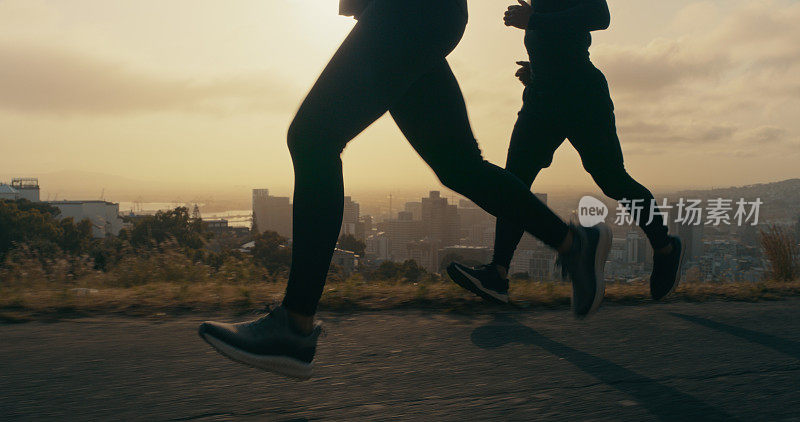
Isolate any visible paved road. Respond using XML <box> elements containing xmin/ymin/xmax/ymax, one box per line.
<box><xmin>2</xmin><ymin>300</ymin><xmax>800</xmax><ymax>421</ymax></box>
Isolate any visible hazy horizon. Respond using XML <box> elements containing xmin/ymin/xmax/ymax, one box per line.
<box><xmin>1</xmin><ymin>169</ymin><xmax>796</xmax><ymax>206</ymax></box>
<box><xmin>2</xmin><ymin>0</ymin><xmax>799</xmax><ymax>201</ymax></box>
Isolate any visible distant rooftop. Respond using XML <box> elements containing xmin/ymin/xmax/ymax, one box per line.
<box><xmin>48</xmin><ymin>200</ymin><xmax>118</xmax><ymax>206</ymax></box>
<box><xmin>11</xmin><ymin>177</ymin><xmax>39</xmax><ymax>189</ymax></box>
<box><xmin>0</xmin><ymin>184</ymin><xmax>18</xmax><ymax>194</ymax></box>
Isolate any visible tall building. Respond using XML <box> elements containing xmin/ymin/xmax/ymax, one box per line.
<box><xmin>340</xmin><ymin>196</ymin><xmax>361</xmax><ymax>238</ymax></box>
<box><xmin>356</xmin><ymin>214</ymin><xmax>373</xmax><ymax>242</ymax></box>
<box><xmin>377</xmin><ymin>211</ymin><xmax>423</xmax><ymax>262</ymax></box>
<box><xmin>404</xmin><ymin>202</ymin><xmax>422</xmax><ymax>220</ymax></box>
<box><xmin>252</xmin><ymin>189</ymin><xmax>292</xmax><ymax>238</ymax></box>
<box><xmin>624</xmin><ymin>231</ymin><xmax>652</xmax><ymax>264</ymax></box>
<box><xmin>626</xmin><ymin>231</ymin><xmax>641</xmax><ymax>264</ymax></box>
<box><xmin>457</xmin><ymin>199</ymin><xmax>495</xmax><ymax>247</ymax></box>
<box><xmin>365</xmin><ymin>231</ymin><xmax>390</xmax><ymax>261</ymax></box>
<box><xmin>509</xmin><ymin>247</ymin><xmax>557</xmax><ymax>280</ymax></box>
<box><xmin>407</xmin><ymin>239</ymin><xmax>440</xmax><ymax>273</ymax></box>
<box><xmin>668</xmin><ymin>216</ymin><xmax>704</xmax><ymax>261</ymax></box>
<box><xmin>421</xmin><ymin>191</ymin><xmax>459</xmax><ymax>247</ymax></box>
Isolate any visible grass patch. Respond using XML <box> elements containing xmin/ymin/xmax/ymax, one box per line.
<box><xmin>1</xmin><ymin>277</ymin><xmax>799</xmax><ymax>322</ymax></box>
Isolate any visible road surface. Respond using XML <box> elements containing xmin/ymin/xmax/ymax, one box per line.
<box><xmin>2</xmin><ymin>300</ymin><xmax>800</xmax><ymax>421</ymax></box>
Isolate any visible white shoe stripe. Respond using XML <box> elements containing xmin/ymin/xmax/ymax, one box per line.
<box><xmin>455</xmin><ymin>266</ymin><xmax>510</xmax><ymax>303</ymax></box>
<box><xmin>589</xmin><ymin>223</ymin><xmax>611</xmax><ymax>316</ymax></box>
<box><xmin>202</xmin><ymin>334</ymin><xmax>313</xmax><ymax>380</ymax></box>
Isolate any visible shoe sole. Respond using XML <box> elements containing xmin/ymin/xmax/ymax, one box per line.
<box><xmin>447</xmin><ymin>264</ymin><xmax>510</xmax><ymax>304</ymax></box>
<box><xmin>199</xmin><ymin>331</ymin><xmax>313</xmax><ymax>380</ymax></box>
<box><xmin>662</xmin><ymin>237</ymin><xmax>686</xmax><ymax>299</ymax></box>
<box><xmin>573</xmin><ymin>223</ymin><xmax>611</xmax><ymax>319</ymax></box>
<box><xmin>588</xmin><ymin>223</ymin><xmax>612</xmax><ymax>317</ymax></box>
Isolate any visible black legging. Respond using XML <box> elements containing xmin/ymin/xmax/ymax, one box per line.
<box><xmin>491</xmin><ymin>68</ymin><xmax>670</xmax><ymax>270</ymax></box>
<box><xmin>282</xmin><ymin>0</ymin><xmax>569</xmax><ymax>316</ymax></box>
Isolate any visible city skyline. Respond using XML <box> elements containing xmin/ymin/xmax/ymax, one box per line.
<box><xmin>1</xmin><ymin>174</ymin><xmax>794</xmax><ymax>283</ymax></box>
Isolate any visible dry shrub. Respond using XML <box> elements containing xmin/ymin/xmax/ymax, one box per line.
<box><xmin>760</xmin><ymin>225</ymin><xmax>799</xmax><ymax>281</ymax></box>
<box><xmin>107</xmin><ymin>248</ymin><xmax>211</xmax><ymax>287</ymax></box>
<box><xmin>0</xmin><ymin>244</ymin><xmax>97</xmax><ymax>289</ymax></box>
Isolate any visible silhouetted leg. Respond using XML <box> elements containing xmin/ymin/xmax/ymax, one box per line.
<box><xmin>389</xmin><ymin>61</ymin><xmax>570</xmax><ymax>252</ymax></box>
<box><xmin>491</xmin><ymin>88</ymin><xmax>567</xmax><ymax>270</ymax></box>
<box><xmin>568</xmin><ymin>71</ymin><xmax>670</xmax><ymax>250</ymax></box>
<box><xmin>283</xmin><ymin>0</ymin><xmax>467</xmax><ymax>316</ymax></box>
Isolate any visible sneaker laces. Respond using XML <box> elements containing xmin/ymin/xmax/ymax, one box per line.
<box><xmin>250</xmin><ymin>312</ymin><xmax>276</xmax><ymax>333</ymax></box>
<box><xmin>254</xmin><ymin>304</ymin><xmax>326</xmax><ymax>338</ymax></box>
<box><xmin>476</xmin><ymin>264</ymin><xmax>497</xmax><ymax>272</ymax></box>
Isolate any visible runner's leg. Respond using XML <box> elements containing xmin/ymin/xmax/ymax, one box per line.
<box><xmin>283</xmin><ymin>0</ymin><xmax>467</xmax><ymax>316</ymax></box>
<box><xmin>389</xmin><ymin>61</ymin><xmax>570</xmax><ymax>252</ymax></box>
<box><xmin>491</xmin><ymin>88</ymin><xmax>567</xmax><ymax>271</ymax></box>
<box><xmin>568</xmin><ymin>70</ymin><xmax>669</xmax><ymax>250</ymax></box>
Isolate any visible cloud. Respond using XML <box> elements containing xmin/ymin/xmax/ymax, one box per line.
<box><xmin>588</xmin><ymin>0</ymin><xmax>800</xmax><ymax>159</ymax></box>
<box><xmin>0</xmin><ymin>41</ymin><xmax>296</xmax><ymax>115</ymax></box>
<box><xmin>595</xmin><ymin>38</ymin><xmax>729</xmax><ymax>93</ymax></box>
<box><xmin>595</xmin><ymin>1</ymin><xmax>800</xmax><ymax>95</ymax></box>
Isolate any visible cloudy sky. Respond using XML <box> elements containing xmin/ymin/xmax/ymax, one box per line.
<box><xmin>1</xmin><ymin>0</ymin><xmax>798</xmax><ymax>199</ymax></box>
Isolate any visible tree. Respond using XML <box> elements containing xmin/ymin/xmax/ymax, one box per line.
<box><xmin>128</xmin><ymin>207</ymin><xmax>206</xmax><ymax>250</ymax></box>
<box><xmin>370</xmin><ymin>259</ymin><xmax>426</xmax><ymax>282</ymax></box>
<box><xmin>0</xmin><ymin>199</ymin><xmax>95</xmax><ymax>263</ymax></box>
<box><xmin>58</xmin><ymin>218</ymin><xmax>94</xmax><ymax>254</ymax></box>
<box><xmin>0</xmin><ymin>199</ymin><xmax>62</xmax><ymax>261</ymax></box>
<box><xmin>337</xmin><ymin>234</ymin><xmax>366</xmax><ymax>256</ymax></box>
<box><xmin>251</xmin><ymin>230</ymin><xmax>292</xmax><ymax>273</ymax></box>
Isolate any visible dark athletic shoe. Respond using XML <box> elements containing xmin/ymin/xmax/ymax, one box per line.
<box><xmin>650</xmin><ymin>236</ymin><xmax>685</xmax><ymax>301</ymax></box>
<box><xmin>557</xmin><ymin>223</ymin><xmax>612</xmax><ymax>318</ymax></box>
<box><xmin>198</xmin><ymin>306</ymin><xmax>321</xmax><ymax>380</ymax></box>
<box><xmin>447</xmin><ymin>263</ymin><xmax>510</xmax><ymax>304</ymax></box>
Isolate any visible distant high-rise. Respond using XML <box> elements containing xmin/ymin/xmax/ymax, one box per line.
<box><xmin>252</xmin><ymin>189</ymin><xmax>292</xmax><ymax>238</ymax></box>
<box><xmin>407</xmin><ymin>239</ymin><xmax>440</xmax><ymax>273</ymax></box>
<box><xmin>508</xmin><ymin>248</ymin><xmax>556</xmax><ymax>280</ymax></box>
<box><xmin>365</xmin><ymin>231</ymin><xmax>390</xmax><ymax>261</ymax></box>
<box><xmin>626</xmin><ymin>231</ymin><xmax>641</xmax><ymax>264</ymax></box>
<box><xmin>624</xmin><ymin>231</ymin><xmax>652</xmax><ymax>264</ymax></box>
<box><xmin>668</xmin><ymin>212</ymin><xmax>704</xmax><ymax>261</ymax></box>
<box><xmin>377</xmin><ymin>211</ymin><xmax>423</xmax><ymax>262</ymax></box>
<box><xmin>421</xmin><ymin>191</ymin><xmax>459</xmax><ymax>247</ymax></box>
<box><xmin>341</xmin><ymin>196</ymin><xmax>360</xmax><ymax>238</ymax></box>
<box><xmin>457</xmin><ymin>199</ymin><xmax>494</xmax><ymax>247</ymax></box>
<box><xmin>404</xmin><ymin>201</ymin><xmax>422</xmax><ymax>220</ymax></box>
<box><xmin>356</xmin><ymin>214</ymin><xmax>373</xmax><ymax>242</ymax></box>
